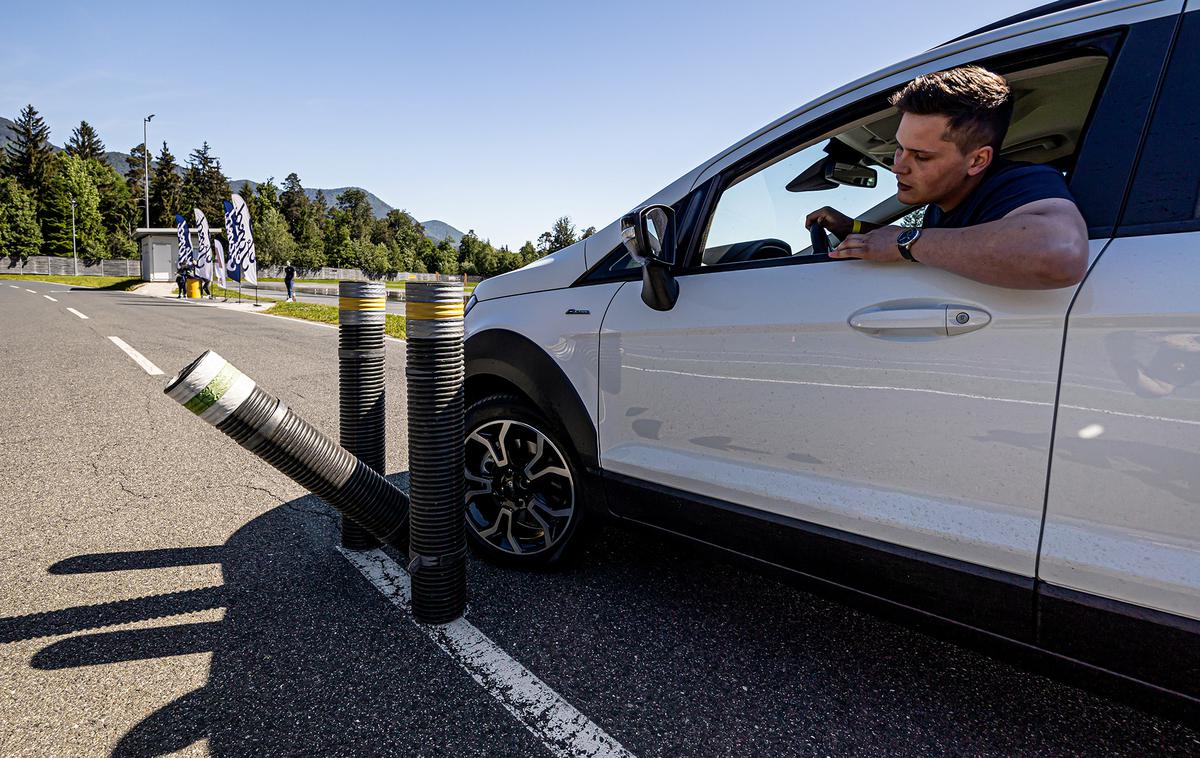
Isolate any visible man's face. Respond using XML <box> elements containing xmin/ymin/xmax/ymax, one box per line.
<box><xmin>892</xmin><ymin>112</ymin><xmax>990</xmax><ymax>208</ymax></box>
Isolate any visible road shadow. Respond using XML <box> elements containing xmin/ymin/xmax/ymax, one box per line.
<box><xmin>0</xmin><ymin>473</ymin><xmax>546</xmax><ymax>757</ymax></box>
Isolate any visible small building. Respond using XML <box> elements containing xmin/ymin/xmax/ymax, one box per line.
<box><xmin>135</xmin><ymin>228</ymin><xmax>216</xmax><ymax>281</ymax></box>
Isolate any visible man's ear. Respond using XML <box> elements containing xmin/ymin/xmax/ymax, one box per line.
<box><xmin>966</xmin><ymin>145</ymin><xmax>994</xmax><ymax>177</ymax></box>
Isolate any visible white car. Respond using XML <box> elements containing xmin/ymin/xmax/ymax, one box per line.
<box><xmin>463</xmin><ymin>0</ymin><xmax>1200</xmax><ymax>712</ymax></box>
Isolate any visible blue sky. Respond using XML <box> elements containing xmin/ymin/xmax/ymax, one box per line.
<box><xmin>3</xmin><ymin>1</ymin><xmax>1040</xmax><ymax>248</ymax></box>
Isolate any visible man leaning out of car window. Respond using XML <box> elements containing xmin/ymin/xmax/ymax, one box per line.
<box><xmin>805</xmin><ymin>65</ymin><xmax>1089</xmax><ymax>289</ymax></box>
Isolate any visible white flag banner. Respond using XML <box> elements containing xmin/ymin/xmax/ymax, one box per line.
<box><xmin>193</xmin><ymin>209</ymin><xmax>213</xmax><ymax>281</ymax></box>
<box><xmin>225</xmin><ymin>194</ymin><xmax>257</xmax><ymax>286</ymax></box>
<box><xmin>174</xmin><ymin>214</ymin><xmax>193</xmax><ymax>271</ymax></box>
<box><xmin>213</xmin><ymin>239</ymin><xmax>227</xmax><ymax>289</ymax></box>
<box><xmin>222</xmin><ymin>199</ymin><xmax>242</xmax><ymax>283</ymax></box>
<box><xmin>233</xmin><ymin>194</ymin><xmax>258</xmax><ymax>286</ymax></box>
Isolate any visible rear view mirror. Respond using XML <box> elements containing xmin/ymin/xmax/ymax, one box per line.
<box><xmin>787</xmin><ymin>156</ymin><xmax>878</xmax><ymax>192</ymax></box>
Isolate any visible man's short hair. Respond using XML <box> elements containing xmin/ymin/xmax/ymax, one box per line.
<box><xmin>889</xmin><ymin>65</ymin><xmax>1013</xmax><ymax>154</ymax></box>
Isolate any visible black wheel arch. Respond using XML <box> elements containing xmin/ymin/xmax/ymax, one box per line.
<box><xmin>465</xmin><ymin>328</ymin><xmax>600</xmax><ymax>474</ymax></box>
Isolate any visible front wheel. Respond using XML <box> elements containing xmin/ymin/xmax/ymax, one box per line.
<box><xmin>463</xmin><ymin>394</ymin><xmax>586</xmax><ymax>567</ymax></box>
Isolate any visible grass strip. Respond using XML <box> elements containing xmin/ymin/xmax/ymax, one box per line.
<box><xmin>257</xmin><ymin>277</ymin><xmax>477</xmax><ymax>292</ymax></box>
<box><xmin>265</xmin><ymin>300</ymin><xmax>407</xmax><ymax>339</ymax></box>
<box><xmin>0</xmin><ymin>273</ymin><xmax>143</xmax><ymax>290</ymax></box>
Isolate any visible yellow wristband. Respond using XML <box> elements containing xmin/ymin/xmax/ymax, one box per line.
<box><xmin>851</xmin><ymin>219</ymin><xmax>862</xmax><ymax>234</ymax></box>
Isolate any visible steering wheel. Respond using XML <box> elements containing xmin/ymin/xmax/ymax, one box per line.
<box><xmin>809</xmin><ymin>222</ymin><xmax>831</xmax><ymax>256</ymax></box>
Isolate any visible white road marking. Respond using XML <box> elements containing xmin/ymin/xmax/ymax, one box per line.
<box><xmin>25</xmin><ymin>288</ymin><xmax>37</xmax><ymax>293</ymax></box>
<box><xmin>107</xmin><ymin>336</ymin><xmax>164</xmax><ymax>375</ymax></box>
<box><xmin>66</xmin><ymin>307</ymin><xmax>89</xmax><ymax>320</ymax></box>
<box><xmin>341</xmin><ymin>548</ymin><xmax>633</xmax><ymax>758</ymax></box>
<box><xmin>8</xmin><ymin>285</ymin><xmax>19</xmax><ymax>289</ymax></box>
<box><xmin>43</xmin><ymin>295</ymin><xmax>58</xmax><ymax>302</ymax></box>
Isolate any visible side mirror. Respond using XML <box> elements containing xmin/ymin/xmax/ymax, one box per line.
<box><xmin>620</xmin><ymin>204</ymin><xmax>679</xmax><ymax>311</ymax></box>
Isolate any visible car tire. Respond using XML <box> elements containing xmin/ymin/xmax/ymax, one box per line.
<box><xmin>463</xmin><ymin>393</ymin><xmax>588</xmax><ymax>568</ymax></box>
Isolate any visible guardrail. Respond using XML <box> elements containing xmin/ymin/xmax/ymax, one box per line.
<box><xmin>2</xmin><ymin>256</ymin><xmax>141</xmax><ymax>277</ymax></box>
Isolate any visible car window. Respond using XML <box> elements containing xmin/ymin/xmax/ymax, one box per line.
<box><xmin>1119</xmin><ymin>11</ymin><xmax>1200</xmax><ymax>234</ymax></box>
<box><xmin>698</xmin><ymin>54</ymin><xmax>1108</xmax><ymax>268</ymax></box>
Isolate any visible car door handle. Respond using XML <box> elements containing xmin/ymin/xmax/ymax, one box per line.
<box><xmin>848</xmin><ymin>304</ymin><xmax>991</xmax><ymax>338</ymax></box>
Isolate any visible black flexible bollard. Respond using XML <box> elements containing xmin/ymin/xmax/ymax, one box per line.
<box><xmin>339</xmin><ymin>280</ymin><xmax>387</xmax><ymax>550</ymax></box>
<box><xmin>165</xmin><ymin>351</ymin><xmax>409</xmax><ymax>549</ymax></box>
<box><xmin>405</xmin><ymin>281</ymin><xmax>466</xmax><ymax>624</ymax></box>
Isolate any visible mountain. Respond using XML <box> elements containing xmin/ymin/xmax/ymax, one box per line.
<box><xmin>2</xmin><ymin>115</ymin><xmax>466</xmax><ymax>242</ymax></box>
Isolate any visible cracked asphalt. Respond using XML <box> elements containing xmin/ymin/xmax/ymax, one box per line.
<box><xmin>1</xmin><ymin>281</ymin><xmax>1198</xmax><ymax>757</ymax></box>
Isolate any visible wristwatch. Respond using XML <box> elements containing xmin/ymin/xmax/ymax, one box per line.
<box><xmin>896</xmin><ymin>228</ymin><xmax>921</xmax><ymax>262</ymax></box>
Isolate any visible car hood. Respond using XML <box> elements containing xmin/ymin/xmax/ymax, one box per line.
<box><xmin>471</xmin><ymin>241</ymin><xmax>587</xmax><ymax>301</ymax></box>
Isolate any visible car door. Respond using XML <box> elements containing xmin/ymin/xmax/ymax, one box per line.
<box><xmin>1038</xmin><ymin>6</ymin><xmax>1200</xmax><ymax>698</ymax></box>
<box><xmin>597</xmin><ymin>6</ymin><xmax>1176</xmax><ymax>636</ymax></box>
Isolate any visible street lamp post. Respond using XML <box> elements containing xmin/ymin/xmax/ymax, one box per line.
<box><xmin>70</xmin><ymin>195</ymin><xmax>78</xmax><ymax>276</ymax></box>
<box><xmin>143</xmin><ymin>114</ymin><xmax>154</xmax><ymax>228</ymax></box>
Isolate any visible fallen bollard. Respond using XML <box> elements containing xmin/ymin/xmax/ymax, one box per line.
<box><xmin>406</xmin><ymin>281</ymin><xmax>467</xmax><ymax>624</ymax></box>
<box><xmin>165</xmin><ymin>350</ymin><xmax>409</xmax><ymax>549</ymax></box>
<box><xmin>339</xmin><ymin>280</ymin><xmax>387</xmax><ymax>551</ymax></box>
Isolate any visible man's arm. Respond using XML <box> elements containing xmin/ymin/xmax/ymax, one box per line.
<box><xmin>828</xmin><ymin>198</ymin><xmax>1089</xmax><ymax>289</ymax></box>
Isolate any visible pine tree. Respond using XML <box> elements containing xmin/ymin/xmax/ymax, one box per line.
<box><xmin>236</xmin><ymin>181</ymin><xmax>256</xmax><ymax>222</ymax></box>
<box><xmin>0</xmin><ymin>177</ymin><xmax>43</xmax><ymax>261</ymax></box>
<box><xmin>181</xmin><ymin>142</ymin><xmax>228</xmax><ymax>229</ymax></box>
<box><xmin>518</xmin><ymin>240</ymin><xmax>539</xmax><ymax>265</ymax></box>
<box><xmin>336</xmin><ymin>188</ymin><xmax>374</xmax><ymax>240</ymax></box>
<box><xmin>85</xmin><ymin>160</ymin><xmax>137</xmax><ymax>256</ymax></box>
<box><xmin>148</xmin><ymin>142</ymin><xmax>183</xmax><ymax>226</ymax></box>
<box><xmin>279</xmin><ymin>172</ymin><xmax>310</xmax><ymax>240</ymax></box>
<box><xmin>65</xmin><ymin>121</ymin><xmax>106</xmax><ymax>162</ymax></box>
<box><xmin>1</xmin><ymin>104</ymin><xmax>54</xmax><ymax>197</ymax></box>
<box><xmin>41</xmin><ymin>153</ymin><xmax>106</xmax><ymax>258</ymax></box>
<box><xmin>125</xmin><ymin>142</ymin><xmax>150</xmax><ymax>224</ymax></box>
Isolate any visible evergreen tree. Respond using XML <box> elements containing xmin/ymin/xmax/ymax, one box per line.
<box><xmin>423</xmin><ymin>238</ymin><xmax>458</xmax><ymax>274</ymax></box>
<box><xmin>518</xmin><ymin>240</ymin><xmax>539</xmax><ymax>266</ymax></box>
<box><xmin>254</xmin><ymin>177</ymin><xmax>280</xmax><ymax>211</ymax></box>
<box><xmin>1</xmin><ymin>104</ymin><xmax>54</xmax><ymax>197</ymax></box>
<box><xmin>148</xmin><ymin>142</ymin><xmax>183</xmax><ymax>226</ymax></box>
<box><xmin>279</xmin><ymin>172</ymin><xmax>310</xmax><ymax>240</ymax></box>
<box><xmin>124</xmin><ymin>142</ymin><xmax>150</xmax><ymax>224</ymax></box>
<box><xmin>237</xmin><ymin>181</ymin><xmax>256</xmax><ymax>221</ymax></box>
<box><xmin>580</xmin><ymin>226</ymin><xmax>597</xmax><ymax>239</ymax></box>
<box><xmin>0</xmin><ymin>177</ymin><xmax>43</xmax><ymax>261</ymax></box>
<box><xmin>65</xmin><ymin>121</ymin><xmax>106</xmax><ymax>162</ymax></box>
<box><xmin>181</xmin><ymin>142</ymin><xmax>229</xmax><ymax>228</ymax></box>
<box><xmin>41</xmin><ymin>153</ymin><xmax>106</xmax><ymax>258</ymax></box>
<box><xmin>252</xmin><ymin>202</ymin><xmax>297</xmax><ymax>268</ymax></box>
<box><xmin>84</xmin><ymin>159</ymin><xmax>137</xmax><ymax>256</ymax></box>
<box><xmin>336</xmin><ymin>188</ymin><xmax>374</xmax><ymax>240</ymax></box>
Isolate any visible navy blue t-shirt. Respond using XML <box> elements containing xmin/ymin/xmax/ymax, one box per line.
<box><xmin>921</xmin><ymin>159</ymin><xmax>1074</xmax><ymax>229</ymax></box>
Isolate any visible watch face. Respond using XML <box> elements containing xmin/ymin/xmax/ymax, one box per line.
<box><xmin>896</xmin><ymin>228</ymin><xmax>919</xmax><ymax>246</ymax></box>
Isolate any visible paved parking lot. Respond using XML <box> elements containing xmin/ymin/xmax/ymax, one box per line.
<box><xmin>1</xmin><ymin>282</ymin><xmax>1198</xmax><ymax>756</ymax></box>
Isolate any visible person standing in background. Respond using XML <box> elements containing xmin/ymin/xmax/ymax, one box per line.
<box><xmin>284</xmin><ymin>263</ymin><xmax>296</xmax><ymax>302</ymax></box>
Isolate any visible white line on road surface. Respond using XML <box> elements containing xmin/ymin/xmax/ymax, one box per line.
<box><xmin>341</xmin><ymin>548</ymin><xmax>634</xmax><ymax>758</ymax></box>
<box><xmin>43</xmin><ymin>295</ymin><xmax>58</xmax><ymax>302</ymax></box>
<box><xmin>25</xmin><ymin>288</ymin><xmax>36</xmax><ymax>293</ymax></box>
<box><xmin>66</xmin><ymin>307</ymin><xmax>89</xmax><ymax>320</ymax></box>
<box><xmin>107</xmin><ymin>336</ymin><xmax>164</xmax><ymax>375</ymax></box>
<box><xmin>8</xmin><ymin>285</ymin><xmax>19</xmax><ymax>289</ymax></box>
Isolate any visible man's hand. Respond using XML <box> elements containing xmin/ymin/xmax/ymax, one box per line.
<box><xmin>829</xmin><ymin>225</ymin><xmax>905</xmax><ymax>261</ymax></box>
<box><xmin>804</xmin><ymin>206</ymin><xmax>854</xmax><ymax>240</ymax></box>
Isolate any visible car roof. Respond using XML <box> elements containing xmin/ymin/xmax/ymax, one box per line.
<box><xmin>694</xmin><ymin>0</ymin><xmax>1156</xmax><ymax>183</ymax></box>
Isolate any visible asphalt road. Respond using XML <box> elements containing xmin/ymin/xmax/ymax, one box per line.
<box><xmin>1</xmin><ymin>281</ymin><xmax>1198</xmax><ymax>757</ymax></box>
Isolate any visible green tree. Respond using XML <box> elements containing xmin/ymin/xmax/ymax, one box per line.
<box><xmin>254</xmin><ymin>177</ymin><xmax>280</xmax><ymax>212</ymax></box>
<box><xmin>423</xmin><ymin>237</ymin><xmax>458</xmax><ymax>274</ymax></box>
<box><xmin>251</xmin><ymin>202</ymin><xmax>297</xmax><ymax>269</ymax></box>
<box><xmin>41</xmin><ymin>153</ymin><xmax>106</xmax><ymax>258</ymax></box>
<box><xmin>0</xmin><ymin>177</ymin><xmax>43</xmax><ymax>261</ymax></box>
<box><xmin>181</xmin><ymin>142</ymin><xmax>229</xmax><ymax>229</ymax></box>
<box><xmin>236</xmin><ymin>181</ymin><xmax>256</xmax><ymax>222</ymax></box>
<box><xmin>84</xmin><ymin>160</ymin><xmax>137</xmax><ymax>257</ymax></box>
<box><xmin>65</xmin><ymin>121</ymin><xmax>106</xmax><ymax>162</ymax></box>
<box><xmin>124</xmin><ymin>142</ymin><xmax>150</xmax><ymax>224</ymax></box>
<box><xmin>580</xmin><ymin>226</ymin><xmax>597</xmax><ymax>239</ymax></box>
<box><xmin>279</xmin><ymin>172</ymin><xmax>311</xmax><ymax>240</ymax></box>
<box><xmin>1</xmin><ymin>104</ymin><xmax>54</xmax><ymax>197</ymax></box>
<box><xmin>148</xmin><ymin>142</ymin><xmax>183</xmax><ymax>227</ymax></box>
<box><xmin>336</xmin><ymin>188</ymin><xmax>374</xmax><ymax>240</ymax></box>
<box><xmin>347</xmin><ymin>237</ymin><xmax>391</xmax><ymax>277</ymax></box>
<box><xmin>518</xmin><ymin>240</ymin><xmax>539</xmax><ymax>266</ymax></box>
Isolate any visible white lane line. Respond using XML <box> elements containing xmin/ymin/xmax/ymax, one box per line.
<box><xmin>8</xmin><ymin>284</ymin><xmax>19</xmax><ymax>289</ymax></box>
<box><xmin>43</xmin><ymin>295</ymin><xmax>58</xmax><ymax>302</ymax></box>
<box><xmin>25</xmin><ymin>288</ymin><xmax>37</xmax><ymax>293</ymax></box>
<box><xmin>341</xmin><ymin>548</ymin><xmax>633</xmax><ymax>758</ymax></box>
<box><xmin>107</xmin><ymin>336</ymin><xmax>164</xmax><ymax>375</ymax></box>
<box><xmin>66</xmin><ymin>307</ymin><xmax>89</xmax><ymax>320</ymax></box>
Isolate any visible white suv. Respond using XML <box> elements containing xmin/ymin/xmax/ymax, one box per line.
<box><xmin>463</xmin><ymin>0</ymin><xmax>1200</xmax><ymax>712</ymax></box>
